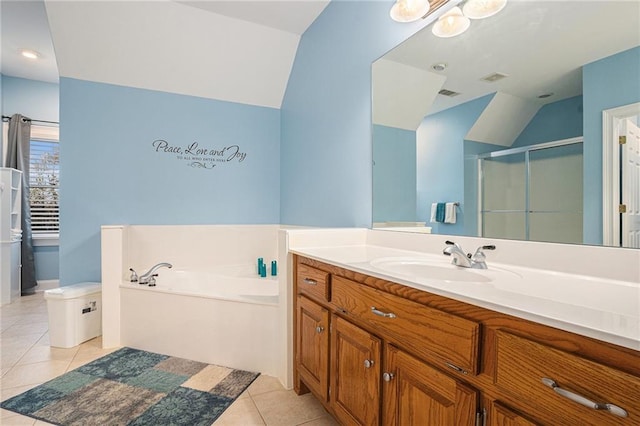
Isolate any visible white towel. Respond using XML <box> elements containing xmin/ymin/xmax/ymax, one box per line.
<box><xmin>430</xmin><ymin>203</ymin><xmax>438</xmax><ymax>223</ymax></box>
<box><xmin>444</xmin><ymin>203</ymin><xmax>457</xmax><ymax>224</ymax></box>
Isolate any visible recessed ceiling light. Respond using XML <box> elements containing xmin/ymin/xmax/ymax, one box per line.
<box><xmin>431</xmin><ymin>63</ymin><xmax>447</xmax><ymax>72</ymax></box>
<box><xmin>538</xmin><ymin>93</ymin><xmax>554</xmax><ymax>99</ymax></box>
<box><xmin>19</xmin><ymin>49</ymin><xmax>41</xmax><ymax>60</ymax></box>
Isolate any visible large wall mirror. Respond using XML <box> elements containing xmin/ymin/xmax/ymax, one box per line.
<box><xmin>372</xmin><ymin>0</ymin><xmax>640</xmax><ymax>248</ymax></box>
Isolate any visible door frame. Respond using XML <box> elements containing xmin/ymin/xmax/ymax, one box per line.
<box><xmin>602</xmin><ymin>102</ymin><xmax>640</xmax><ymax>246</ymax></box>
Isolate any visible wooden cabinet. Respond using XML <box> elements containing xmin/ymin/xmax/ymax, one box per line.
<box><xmin>494</xmin><ymin>330</ymin><xmax>640</xmax><ymax>426</ymax></box>
<box><xmin>383</xmin><ymin>345</ymin><xmax>478</xmax><ymax>425</ymax></box>
<box><xmin>489</xmin><ymin>401</ymin><xmax>539</xmax><ymax>426</ymax></box>
<box><xmin>330</xmin><ymin>315</ymin><xmax>381</xmax><ymax>426</ymax></box>
<box><xmin>293</xmin><ymin>255</ymin><xmax>640</xmax><ymax>426</ymax></box>
<box><xmin>332</xmin><ymin>275</ymin><xmax>480</xmax><ymax>375</ymax></box>
<box><xmin>296</xmin><ymin>295</ymin><xmax>330</xmax><ymax>402</ymax></box>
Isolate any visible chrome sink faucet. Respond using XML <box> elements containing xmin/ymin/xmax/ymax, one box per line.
<box><xmin>443</xmin><ymin>241</ymin><xmax>495</xmax><ymax>269</ymax></box>
<box><xmin>138</xmin><ymin>262</ymin><xmax>172</xmax><ymax>284</ymax></box>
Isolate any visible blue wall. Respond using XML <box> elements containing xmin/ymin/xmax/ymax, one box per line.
<box><xmin>2</xmin><ymin>75</ymin><xmax>60</xmax><ymax>282</ymax></box>
<box><xmin>59</xmin><ymin>78</ymin><xmax>280</xmax><ymax>284</ymax></box>
<box><xmin>417</xmin><ymin>94</ymin><xmax>493</xmax><ymax>235</ymax></box>
<box><xmin>372</xmin><ymin>125</ymin><xmax>416</xmax><ymax>222</ymax></box>
<box><xmin>1</xmin><ymin>75</ymin><xmax>59</xmax><ymax>122</ymax></box>
<box><xmin>512</xmin><ymin>95</ymin><xmax>583</xmax><ymax>148</ymax></box>
<box><xmin>583</xmin><ymin>46</ymin><xmax>640</xmax><ymax>245</ymax></box>
<box><xmin>281</xmin><ymin>1</ymin><xmax>431</xmax><ymax>227</ymax></box>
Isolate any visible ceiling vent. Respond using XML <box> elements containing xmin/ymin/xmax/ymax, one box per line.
<box><xmin>480</xmin><ymin>72</ymin><xmax>509</xmax><ymax>83</ymax></box>
<box><xmin>438</xmin><ymin>89</ymin><xmax>460</xmax><ymax>97</ymax></box>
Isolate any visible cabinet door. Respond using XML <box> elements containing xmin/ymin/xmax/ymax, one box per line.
<box><xmin>296</xmin><ymin>295</ymin><xmax>330</xmax><ymax>402</ymax></box>
<box><xmin>331</xmin><ymin>315</ymin><xmax>381</xmax><ymax>426</ymax></box>
<box><xmin>383</xmin><ymin>345</ymin><xmax>478</xmax><ymax>426</ymax></box>
<box><xmin>489</xmin><ymin>401</ymin><xmax>539</xmax><ymax>426</ymax></box>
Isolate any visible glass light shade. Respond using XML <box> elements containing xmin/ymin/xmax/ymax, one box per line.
<box><xmin>462</xmin><ymin>0</ymin><xmax>508</xmax><ymax>19</ymax></box>
<box><xmin>390</xmin><ymin>0</ymin><xmax>431</xmax><ymax>23</ymax></box>
<box><xmin>432</xmin><ymin>7</ymin><xmax>471</xmax><ymax>38</ymax></box>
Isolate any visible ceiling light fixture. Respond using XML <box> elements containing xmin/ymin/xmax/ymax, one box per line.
<box><xmin>19</xmin><ymin>49</ymin><xmax>41</xmax><ymax>60</ymax></box>
<box><xmin>431</xmin><ymin>63</ymin><xmax>448</xmax><ymax>71</ymax></box>
<box><xmin>432</xmin><ymin>7</ymin><xmax>470</xmax><ymax>38</ymax></box>
<box><xmin>390</xmin><ymin>0</ymin><xmax>508</xmax><ymax>38</ymax></box>
<box><xmin>462</xmin><ymin>0</ymin><xmax>507</xmax><ymax>19</ymax></box>
<box><xmin>390</xmin><ymin>0</ymin><xmax>431</xmax><ymax>23</ymax></box>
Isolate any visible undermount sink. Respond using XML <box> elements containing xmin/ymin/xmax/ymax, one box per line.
<box><xmin>369</xmin><ymin>257</ymin><xmax>520</xmax><ymax>283</ymax></box>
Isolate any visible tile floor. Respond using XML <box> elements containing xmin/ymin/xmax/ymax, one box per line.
<box><xmin>1</xmin><ymin>292</ymin><xmax>337</xmax><ymax>426</ymax></box>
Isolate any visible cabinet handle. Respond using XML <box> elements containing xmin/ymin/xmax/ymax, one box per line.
<box><xmin>303</xmin><ymin>278</ymin><xmax>317</xmax><ymax>286</ymax></box>
<box><xmin>364</xmin><ymin>359</ymin><xmax>374</xmax><ymax>369</ymax></box>
<box><xmin>315</xmin><ymin>326</ymin><xmax>324</xmax><ymax>333</ymax></box>
<box><xmin>383</xmin><ymin>372</ymin><xmax>395</xmax><ymax>382</ymax></box>
<box><xmin>371</xmin><ymin>306</ymin><xmax>396</xmax><ymax>319</ymax></box>
<box><xmin>541</xmin><ymin>378</ymin><xmax>628</xmax><ymax>418</ymax></box>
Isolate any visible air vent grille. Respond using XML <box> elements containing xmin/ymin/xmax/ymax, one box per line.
<box><xmin>438</xmin><ymin>89</ymin><xmax>461</xmax><ymax>97</ymax></box>
<box><xmin>481</xmin><ymin>72</ymin><xmax>509</xmax><ymax>83</ymax></box>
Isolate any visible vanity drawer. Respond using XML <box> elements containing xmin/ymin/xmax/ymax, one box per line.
<box><xmin>297</xmin><ymin>264</ymin><xmax>330</xmax><ymax>302</ymax></box>
<box><xmin>495</xmin><ymin>330</ymin><xmax>640</xmax><ymax>426</ymax></box>
<box><xmin>331</xmin><ymin>276</ymin><xmax>480</xmax><ymax>375</ymax></box>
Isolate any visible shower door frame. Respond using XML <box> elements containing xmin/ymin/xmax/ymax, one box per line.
<box><xmin>476</xmin><ymin>136</ymin><xmax>584</xmax><ymax>241</ymax></box>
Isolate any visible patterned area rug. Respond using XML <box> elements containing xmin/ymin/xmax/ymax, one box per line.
<box><xmin>1</xmin><ymin>347</ymin><xmax>259</xmax><ymax>426</ymax></box>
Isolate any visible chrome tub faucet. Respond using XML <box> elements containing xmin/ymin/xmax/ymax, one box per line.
<box><xmin>138</xmin><ymin>262</ymin><xmax>173</xmax><ymax>285</ymax></box>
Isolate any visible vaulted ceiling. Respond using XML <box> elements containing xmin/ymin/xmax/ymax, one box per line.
<box><xmin>1</xmin><ymin>1</ymin><xmax>330</xmax><ymax>109</ymax></box>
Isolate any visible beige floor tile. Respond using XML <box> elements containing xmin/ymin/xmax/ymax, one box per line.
<box><xmin>0</xmin><ymin>317</ymin><xmax>20</xmax><ymax>332</ymax></box>
<box><xmin>34</xmin><ymin>420</ymin><xmax>57</xmax><ymax>425</ymax></box>
<box><xmin>66</xmin><ymin>346</ymin><xmax>119</xmax><ymax>372</ymax></box>
<box><xmin>213</xmin><ymin>396</ymin><xmax>265</xmax><ymax>425</ymax></box>
<box><xmin>182</xmin><ymin>364</ymin><xmax>233</xmax><ymax>392</ymax></box>
<box><xmin>298</xmin><ymin>415</ymin><xmax>340</xmax><ymax>426</ymax></box>
<box><xmin>1</xmin><ymin>332</ymin><xmax>44</xmax><ymax>349</ymax></box>
<box><xmin>252</xmin><ymin>390</ymin><xmax>329</xmax><ymax>426</ymax></box>
<box><xmin>1</xmin><ymin>360</ymin><xmax>70</xmax><ymax>389</ymax></box>
<box><xmin>13</xmin><ymin>314</ymin><xmax>49</xmax><ymax>326</ymax></box>
<box><xmin>35</xmin><ymin>333</ymin><xmax>50</xmax><ymax>346</ymax></box>
<box><xmin>247</xmin><ymin>374</ymin><xmax>286</xmax><ymax>397</ymax></box>
<box><xmin>2</xmin><ymin>322</ymin><xmax>49</xmax><ymax>338</ymax></box>
<box><xmin>0</xmin><ymin>413</ymin><xmax>36</xmax><ymax>425</ymax></box>
<box><xmin>16</xmin><ymin>344</ymin><xmax>79</xmax><ymax>366</ymax></box>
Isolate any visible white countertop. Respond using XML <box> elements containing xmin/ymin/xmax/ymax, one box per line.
<box><xmin>290</xmin><ymin>244</ymin><xmax>640</xmax><ymax>351</ymax></box>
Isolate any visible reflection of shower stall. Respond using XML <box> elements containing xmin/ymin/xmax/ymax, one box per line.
<box><xmin>478</xmin><ymin>137</ymin><xmax>583</xmax><ymax>244</ymax></box>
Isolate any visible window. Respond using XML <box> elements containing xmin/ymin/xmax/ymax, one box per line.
<box><xmin>29</xmin><ymin>125</ymin><xmax>60</xmax><ymax>235</ymax></box>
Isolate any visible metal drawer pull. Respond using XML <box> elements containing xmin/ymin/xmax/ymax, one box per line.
<box><xmin>383</xmin><ymin>372</ymin><xmax>395</xmax><ymax>382</ymax></box>
<box><xmin>371</xmin><ymin>307</ymin><xmax>396</xmax><ymax>319</ymax></box>
<box><xmin>303</xmin><ymin>278</ymin><xmax>318</xmax><ymax>286</ymax></box>
<box><xmin>541</xmin><ymin>378</ymin><xmax>628</xmax><ymax>418</ymax></box>
<box><xmin>364</xmin><ymin>359</ymin><xmax>374</xmax><ymax>368</ymax></box>
<box><xmin>315</xmin><ymin>326</ymin><xmax>324</xmax><ymax>334</ymax></box>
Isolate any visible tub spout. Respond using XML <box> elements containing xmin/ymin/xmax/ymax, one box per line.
<box><xmin>139</xmin><ymin>263</ymin><xmax>172</xmax><ymax>284</ymax></box>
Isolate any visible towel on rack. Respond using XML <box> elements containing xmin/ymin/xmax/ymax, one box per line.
<box><xmin>430</xmin><ymin>203</ymin><xmax>438</xmax><ymax>223</ymax></box>
<box><xmin>435</xmin><ymin>203</ymin><xmax>446</xmax><ymax>223</ymax></box>
<box><xmin>445</xmin><ymin>202</ymin><xmax>457</xmax><ymax>224</ymax></box>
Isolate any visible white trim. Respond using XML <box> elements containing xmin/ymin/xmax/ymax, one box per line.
<box><xmin>36</xmin><ymin>279</ymin><xmax>59</xmax><ymax>291</ymax></box>
<box><xmin>602</xmin><ymin>102</ymin><xmax>640</xmax><ymax>246</ymax></box>
<box><xmin>33</xmin><ymin>234</ymin><xmax>59</xmax><ymax>246</ymax></box>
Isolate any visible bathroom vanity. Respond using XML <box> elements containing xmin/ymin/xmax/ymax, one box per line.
<box><xmin>290</xmin><ymin>244</ymin><xmax>640</xmax><ymax>426</ymax></box>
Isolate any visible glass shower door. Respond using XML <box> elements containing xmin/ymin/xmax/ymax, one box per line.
<box><xmin>529</xmin><ymin>143</ymin><xmax>583</xmax><ymax>244</ymax></box>
<box><xmin>481</xmin><ymin>152</ymin><xmax>526</xmax><ymax>240</ymax></box>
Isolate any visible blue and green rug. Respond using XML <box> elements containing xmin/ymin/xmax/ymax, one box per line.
<box><xmin>1</xmin><ymin>347</ymin><xmax>259</xmax><ymax>426</ymax></box>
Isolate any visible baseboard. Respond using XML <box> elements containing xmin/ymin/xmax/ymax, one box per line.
<box><xmin>36</xmin><ymin>279</ymin><xmax>60</xmax><ymax>291</ymax></box>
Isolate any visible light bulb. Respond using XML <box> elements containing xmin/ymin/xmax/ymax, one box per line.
<box><xmin>432</xmin><ymin>7</ymin><xmax>470</xmax><ymax>38</ymax></box>
<box><xmin>19</xmin><ymin>49</ymin><xmax>41</xmax><ymax>60</ymax></box>
<box><xmin>462</xmin><ymin>0</ymin><xmax>508</xmax><ymax>19</ymax></box>
<box><xmin>390</xmin><ymin>0</ymin><xmax>431</xmax><ymax>23</ymax></box>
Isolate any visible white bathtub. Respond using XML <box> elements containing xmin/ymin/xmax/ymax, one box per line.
<box><xmin>119</xmin><ymin>263</ymin><xmax>280</xmax><ymax>377</ymax></box>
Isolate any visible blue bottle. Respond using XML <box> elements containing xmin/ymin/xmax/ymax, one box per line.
<box><xmin>271</xmin><ymin>260</ymin><xmax>277</xmax><ymax>276</ymax></box>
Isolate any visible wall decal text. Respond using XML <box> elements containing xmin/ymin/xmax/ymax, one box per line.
<box><xmin>152</xmin><ymin>140</ymin><xmax>247</xmax><ymax>170</ymax></box>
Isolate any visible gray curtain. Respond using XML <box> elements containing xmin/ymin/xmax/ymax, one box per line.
<box><xmin>5</xmin><ymin>114</ymin><xmax>37</xmax><ymax>295</ymax></box>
